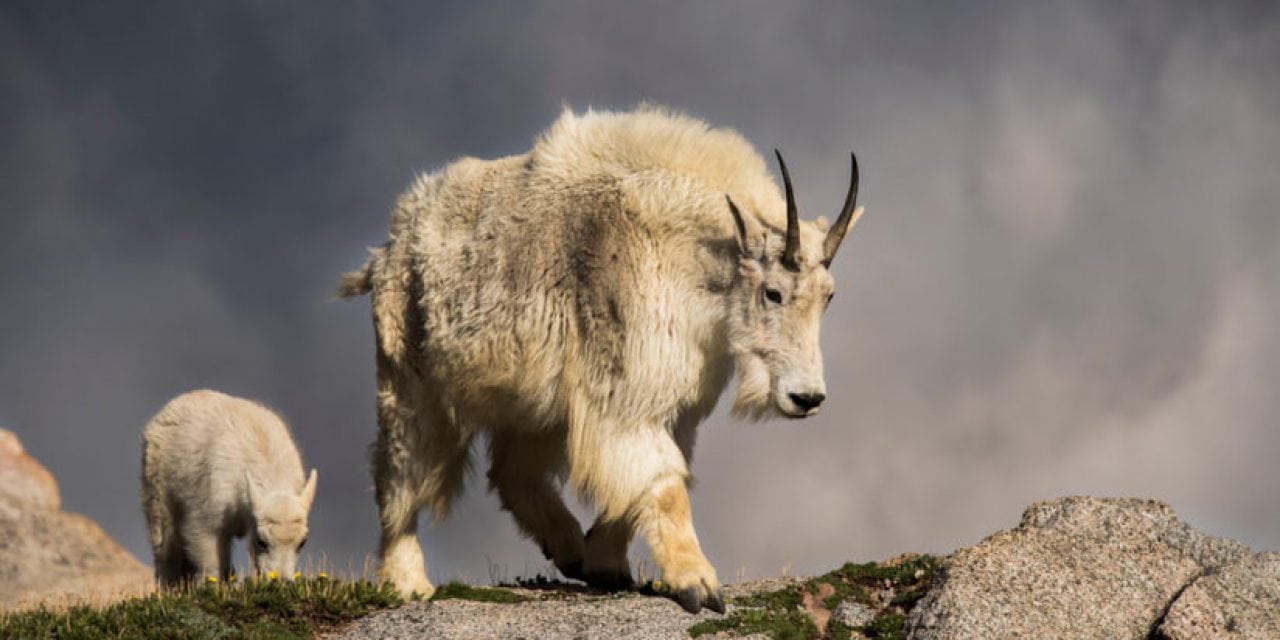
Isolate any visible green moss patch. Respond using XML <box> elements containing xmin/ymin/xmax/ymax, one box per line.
<box><xmin>690</xmin><ymin>555</ymin><xmax>940</xmax><ymax>640</ymax></box>
<box><xmin>688</xmin><ymin>607</ymin><xmax>819</xmax><ymax>640</ymax></box>
<box><xmin>429</xmin><ymin>581</ymin><xmax>530</xmax><ymax>604</ymax></box>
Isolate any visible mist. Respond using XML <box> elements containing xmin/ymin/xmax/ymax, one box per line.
<box><xmin>2</xmin><ymin>2</ymin><xmax>1277</xmax><ymax>582</ymax></box>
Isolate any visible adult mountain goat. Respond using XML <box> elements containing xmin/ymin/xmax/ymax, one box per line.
<box><xmin>338</xmin><ymin>105</ymin><xmax>864</xmax><ymax>613</ymax></box>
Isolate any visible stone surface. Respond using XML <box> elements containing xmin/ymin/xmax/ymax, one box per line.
<box><xmin>0</xmin><ymin>429</ymin><xmax>60</xmax><ymax>511</ymax></box>
<box><xmin>831</xmin><ymin>600</ymin><xmax>876</xmax><ymax>628</ymax></box>
<box><xmin>906</xmin><ymin>496</ymin><xmax>1251</xmax><ymax>640</ymax></box>
<box><xmin>1157</xmin><ymin>551</ymin><xmax>1280</xmax><ymax>640</ymax></box>
<box><xmin>333</xmin><ymin>596</ymin><xmax>718</xmax><ymax>640</ymax></box>
<box><xmin>0</xmin><ymin>428</ymin><xmax>153</xmax><ymax>611</ymax></box>
<box><xmin>330</xmin><ymin>579</ymin><xmax>791</xmax><ymax>640</ymax></box>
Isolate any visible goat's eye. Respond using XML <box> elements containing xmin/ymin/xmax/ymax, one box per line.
<box><xmin>764</xmin><ymin>287</ymin><xmax>783</xmax><ymax>304</ymax></box>
<box><xmin>253</xmin><ymin>537</ymin><xmax>268</xmax><ymax>554</ymax></box>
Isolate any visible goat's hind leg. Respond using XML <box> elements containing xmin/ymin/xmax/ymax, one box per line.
<box><xmin>374</xmin><ymin>353</ymin><xmax>476</xmax><ymax>600</ymax></box>
<box><xmin>487</xmin><ymin>429</ymin><xmax>587</xmax><ymax>581</ymax></box>
<box><xmin>583</xmin><ymin>515</ymin><xmax>635</xmax><ymax>590</ymax></box>
<box><xmin>372</xmin><ymin>357</ymin><xmax>450</xmax><ymax>599</ymax></box>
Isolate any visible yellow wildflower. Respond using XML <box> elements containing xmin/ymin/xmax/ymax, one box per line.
<box><xmin>205</xmin><ymin>576</ymin><xmax>218</xmax><ymax>584</ymax></box>
<box><xmin>267</xmin><ymin>570</ymin><xmax>279</xmax><ymax>580</ymax></box>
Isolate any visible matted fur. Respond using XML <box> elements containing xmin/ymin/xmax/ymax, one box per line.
<box><xmin>140</xmin><ymin>389</ymin><xmax>317</xmax><ymax>586</ymax></box>
<box><xmin>339</xmin><ymin>105</ymin><xmax>863</xmax><ymax>609</ymax></box>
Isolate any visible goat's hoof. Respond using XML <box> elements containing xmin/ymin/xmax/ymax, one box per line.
<box><xmin>584</xmin><ymin>569</ymin><xmax>635</xmax><ymax>591</ymax></box>
<box><xmin>706</xmin><ymin>589</ymin><xmax>726</xmax><ymax>614</ymax></box>
<box><xmin>557</xmin><ymin>559</ymin><xmax>585</xmax><ymax>582</ymax></box>
<box><xmin>676</xmin><ymin>587</ymin><xmax>702</xmax><ymax>614</ymax></box>
<box><xmin>672</xmin><ymin>585</ymin><xmax>725</xmax><ymax>614</ymax></box>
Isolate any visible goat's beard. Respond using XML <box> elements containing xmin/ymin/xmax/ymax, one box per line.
<box><xmin>730</xmin><ymin>353</ymin><xmax>775</xmax><ymax>421</ymax></box>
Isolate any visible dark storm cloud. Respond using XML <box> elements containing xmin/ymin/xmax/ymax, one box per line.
<box><xmin>1</xmin><ymin>1</ymin><xmax>1277</xmax><ymax>582</ymax></box>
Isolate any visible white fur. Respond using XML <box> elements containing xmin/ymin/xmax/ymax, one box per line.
<box><xmin>140</xmin><ymin>389</ymin><xmax>317</xmax><ymax>586</ymax></box>
<box><xmin>338</xmin><ymin>105</ymin><xmax>862</xmax><ymax>606</ymax></box>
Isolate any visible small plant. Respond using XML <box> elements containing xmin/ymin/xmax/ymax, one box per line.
<box><xmin>0</xmin><ymin>575</ymin><xmax>403</xmax><ymax>640</ymax></box>
<box><xmin>861</xmin><ymin>613</ymin><xmax>907</xmax><ymax>639</ymax></box>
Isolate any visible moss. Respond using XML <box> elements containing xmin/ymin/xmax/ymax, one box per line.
<box><xmin>428</xmin><ymin>581</ymin><xmax>529</xmax><ymax>604</ymax></box>
<box><xmin>861</xmin><ymin>613</ymin><xmax>907</xmax><ymax>639</ymax></box>
<box><xmin>688</xmin><ymin>556</ymin><xmax>941</xmax><ymax>640</ymax></box>
<box><xmin>821</xmin><ymin>555</ymin><xmax>940</xmax><ymax>588</ymax></box>
<box><xmin>825</xmin><ymin>619</ymin><xmax>855</xmax><ymax>640</ymax></box>
<box><xmin>688</xmin><ymin>607</ymin><xmax>818</xmax><ymax>640</ymax></box>
<box><xmin>733</xmin><ymin>585</ymin><xmax>805</xmax><ymax>611</ymax></box>
<box><xmin>0</xmin><ymin>576</ymin><xmax>402</xmax><ymax>640</ymax></box>
<box><xmin>812</xmin><ymin>555</ymin><xmax>940</xmax><ymax>619</ymax></box>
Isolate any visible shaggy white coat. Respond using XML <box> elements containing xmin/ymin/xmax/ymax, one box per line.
<box><xmin>140</xmin><ymin>389</ymin><xmax>317</xmax><ymax>586</ymax></box>
<box><xmin>339</xmin><ymin>105</ymin><xmax>862</xmax><ymax>610</ymax></box>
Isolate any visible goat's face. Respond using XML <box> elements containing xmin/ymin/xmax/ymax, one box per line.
<box><xmin>725</xmin><ymin>152</ymin><xmax>863</xmax><ymax>420</ymax></box>
<box><xmin>247</xmin><ymin>469</ymin><xmax>317</xmax><ymax>580</ymax></box>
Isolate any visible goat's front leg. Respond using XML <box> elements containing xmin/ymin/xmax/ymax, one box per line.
<box><xmin>635</xmin><ymin>474</ymin><xmax>723</xmax><ymax>613</ymax></box>
<box><xmin>568</xmin><ymin>413</ymin><xmax>723</xmax><ymax>613</ymax></box>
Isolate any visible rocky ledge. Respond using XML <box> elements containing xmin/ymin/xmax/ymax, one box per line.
<box><xmin>0</xmin><ymin>428</ymin><xmax>153</xmax><ymax>611</ymax></box>
<box><xmin>908</xmin><ymin>496</ymin><xmax>1279</xmax><ymax>640</ymax></box>
<box><xmin>334</xmin><ymin>497</ymin><xmax>1277</xmax><ymax>639</ymax></box>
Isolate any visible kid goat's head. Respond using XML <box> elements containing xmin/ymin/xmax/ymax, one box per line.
<box><xmin>246</xmin><ymin>469</ymin><xmax>317</xmax><ymax>580</ymax></box>
<box><xmin>726</xmin><ymin>151</ymin><xmax>864</xmax><ymax>420</ymax></box>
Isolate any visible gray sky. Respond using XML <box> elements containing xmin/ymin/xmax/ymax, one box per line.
<box><xmin>2</xmin><ymin>2</ymin><xmax>1277</xmax><ymax>583</ymax></box>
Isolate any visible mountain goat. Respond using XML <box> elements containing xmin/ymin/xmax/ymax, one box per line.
<box><xmin>338</xmin><ymin>105</ymin><xmax>864</xmax><ymax>613</ymax></box>
<box><xmin>141</xmin><ymin>389</ymin><xmax>318</xmax><ymax>586</ymax></box>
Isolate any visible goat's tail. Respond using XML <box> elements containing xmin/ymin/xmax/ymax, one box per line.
<box><xmin>336</xmin><ymin>244</ymin><xmax>387</xmax><ymax>298</ymax></box>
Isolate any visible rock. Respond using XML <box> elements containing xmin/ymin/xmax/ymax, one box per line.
<box><xmin>334</xmin><ymin>591</ymin><xmax>732</xmax><ymax>640</ymax></box>
<box><xmin>906</xmin><ymin>496</ymin><xmax>1251</xmax><ymax>640</ymax></box>
<box><xmin>1019</xmin><ymin>496</ymin><xmax>1250</xmax><ymax>569</ymax></box>
<box><xmin>831</xmin><ymin>600</ymin><xmax>876</xmax><ymax>628</ymax></box>
<box><xmin>0</xmin><ymin>429</ymin><xmax>60</xmax><ymax>511</ymax></box>
<box><xmin>332</xmin><ymin>578</ymin><xmax>809</xmax><ymax>640</ymax></box>
<box><xmin>0</xmin><ymin>428</ymin><xmax>153</xmax><ymax>610</ymax></box>
<box><xmin>1157</xmin><ymin>551</ymin><xmax>1280</xmax><ymax>639</ymax></box>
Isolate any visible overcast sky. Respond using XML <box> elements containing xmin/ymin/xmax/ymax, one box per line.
<box><xmin>2</xmin><ymin>2</ymin><xmax>1278</xmax><ymax>583</ymax></box>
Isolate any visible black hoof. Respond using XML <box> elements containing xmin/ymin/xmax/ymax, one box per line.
<box><xmin>584</xmin><ymin>570</ymin><xmax>635</xmax><ymax>591</ymax></box>
<box><xmin>676</xmin><ymin>587</ymin><xmax>702</xmax><ymax>614</ymax></box>
<box><xmin>557</xmin><ymin>559</ymin><xmax>585</xmax><ymax>582</ymax></box>
<box><xmin>706</xmin><ymin>589</ymin><xmax>725</xmax><ymax>614</ymax></box>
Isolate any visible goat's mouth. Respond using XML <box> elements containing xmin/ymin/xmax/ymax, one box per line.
<box><xmin>776</xmin><ymin>399</ymin><xmax>820</xmax><ymax>419</ymax></box>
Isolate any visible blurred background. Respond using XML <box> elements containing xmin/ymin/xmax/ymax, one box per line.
<box><xmin>2</xmin><ymin>1</ymin><xmax>1277</xmax><ymax>582</ymax></box>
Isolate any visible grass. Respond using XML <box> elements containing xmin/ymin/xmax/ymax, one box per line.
<box><xmin>0</xmin><ymin>575</ymin><xmax>403</xmax><ymax>640</ymax></box>
<box><xmin>688</xmin><ymin>555</ymin><xmax>941</xmax><ymax>640</ymax></box>
<box><xmin>429</xmin><ymin>581</ymin><xmax>529</xmax><ymax>604</ymax></box>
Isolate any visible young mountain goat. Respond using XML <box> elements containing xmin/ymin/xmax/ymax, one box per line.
<box><xmin>141</xmin><ymin>389</ymin><xmax>317</xmax><ymax>586</ymax></box>
<box><xmin>338</xmin><ymin>105</ymin><xmax>864</xmax><ymax>612</ymax></box>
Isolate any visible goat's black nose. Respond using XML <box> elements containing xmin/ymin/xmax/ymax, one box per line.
<box><xmin>789</xmin><ymin>393</ymin><xmax>826</xmax><ymax>411</ymax></box>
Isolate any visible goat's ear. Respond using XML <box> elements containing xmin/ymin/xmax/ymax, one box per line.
<box><xmin>300</xmin><ymin>469</ymin><xmax>318</xmax><ymax>510</ymax></box>
<box><xmin>725</xmin><ymin>195</ymin><xmax>756</xmax><ymax>257</ymax></box>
